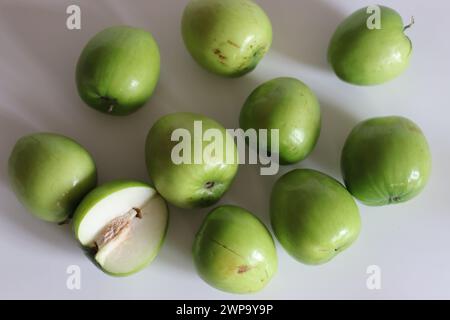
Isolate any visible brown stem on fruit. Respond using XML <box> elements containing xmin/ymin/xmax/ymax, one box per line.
<box><xmin>205</xmin><ymin>181</ymin><xmax>215</xmax><ymax>189</ymax></box>
<box><xmin>134</xmin><ymin>207</ymin><xmax>143</xmax><ymax>219</ymax></box>
<box><xmin>404</xmin><ymin>16</ymin><xmax>415</xmax><ymax>31</ymax></box>
<box><xmin>99</xmin><ymin>96</ymin><xmax>116</xmax><ymax>113</ymax></box>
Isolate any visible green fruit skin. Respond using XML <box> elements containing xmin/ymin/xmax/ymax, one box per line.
<box><xmin>8</xmin><ymin>133</ymin><xmax>97</xmax><ymax>223</ymax></box>
<box><xmin>145</xmin><ymin>112</ymin><xmax>239</xmax><ymax>209</ymax></box>
<box><xmin>328</xmin><ymin>6</ymin><xmax>412</xmax><ymax>85</ymax></box>
<box><xmin>76</xmin><ymin>26</ymin><xmax>160</xmax><ymax>116</ymax></box>
<box><xmin>270</xmin><ymin>169</ymin><xmax>361</xmax><ymax>265</ymax></box>
<box><xmin>193</xmin><ymin>205</ymin><xmax>277</xmax><ymax>294</ymax></box>
<box><xmin>240</xmin><ymin>77</ymin><xmax>321</xmax><ymax>164</ymax></box>
<box><xmin>73</xmin><ymin>180</ymin><xmax>169</xmax><ymax>277</ymax></box>
<box><xmin>341</xmin><ymin>116</ymin><xmax>431</xmax><ymax>206</ymax></box>
<box><xmin>182</xmin><ymin>0</ymin><xmax>272</xmax><ymax>77</ymax></box>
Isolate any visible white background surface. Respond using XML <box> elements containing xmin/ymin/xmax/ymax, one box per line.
<box><xmin>0</xmin><ymin>0</ymin><xmax>449</xmax><ymax>300</ymax></box>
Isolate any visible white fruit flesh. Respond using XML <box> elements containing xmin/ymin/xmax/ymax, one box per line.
<box><xmin>77</xmin><ymin>186</ymin><xmax>168</xmax><ymax>275</ymax></box>
<box><xmin>97</xmin><ymin>196</ymin><xmax>167</xmax><ymax>274</ymax></box>
<box><xmin>94</xmin><ymin>208</ymin><xmax>138</xmax><ymax>266</ymax></box>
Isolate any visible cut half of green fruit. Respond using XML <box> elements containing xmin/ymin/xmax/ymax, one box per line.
<box><xmin>73</xmin><ymin>180</ymin><xmax>168</xmax><ymax>276</ymax></box>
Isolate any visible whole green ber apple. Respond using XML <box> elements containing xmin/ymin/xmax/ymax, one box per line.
<box><xmin>182</xmin><ymin>0</ymin><xmax>272</xmax><ymax>77</ymax></box>
<box><xmin>145</xmin><ymin>112</ymin><xmax>238</xmax><ymax>209</ymax></box>
<box><xmin>240</xmin><ymin>77</ymin><xmax>321</xmax><ymax>164</ymax></box>
<box><xmin>76</xmin><ymin>26</ymin><xmax>160</xmax><ymax>115</ymax></box>
<box><xmin>8</xmin><ymin>133</ymin><xmax>97</xmax><ymax>223</ymax></box>
<box><xmin>341</xmin><ymin>116</ymin><xmax>431</xmax><ymax>206</ymax></box>
<box><xmin>271</xmin><ymin>169</ymin><xmax>361</xmax><ymax>265</ymax></box>
<box><xmin>193</xmin><ymin>205</ymin><xmax>277</xmax><ymax>294</ymax></box>
<box><xmin>73</xmin><ymin>180</ymin><xmax>169</xmax><ymax>276</ymax></box>
<box><xmin>328</xmin><ymin>6</ymin><xmax>412</xmax><ymax>85</ymax></box>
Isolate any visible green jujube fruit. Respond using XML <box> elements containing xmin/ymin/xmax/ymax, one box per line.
<box><xmin>239</xmin><ymin>77</ymin><xmax>321</xmax><ymax>164</ymax></box>
<box><xmin>193</xmin><ymin>205</ymin><xmax>277</xmax><ymax>294</ymax></box>
<box><xmin>270</xmin><ymin>169</ymin><xmax>361</xmax><ymax>265</ymax></box>
<box><xmin>145</xmin><ymin>112</ymin><xmax>239</xmax><ymax>209</ymax></box>
<box><xmin>8</xmin><ymin>133</ymin><xmax>97</xmax><ymax>223</ymax></box>
<box><xmin>76</xmin><ymin>26</ymin><xmax>160</xmax><ymax>115</ymax></box>
<box><xmin>341</xmin><ymin>116</ymin><xmax>431</xmax><ymax>206</ymax></box>
<box><xmin>73</xmin><ymin>180</ymin><xmax>169</xmax><ymax>276</ymax></box>
<box><xmin>182</xmin><ymin>0</ymin><xmax>273</xmax><ymax>77</ymax></box>
<box><xmin>328</xmin><ymin>6</ymin><xmax>413</xmax><ymax>85</ymax></box>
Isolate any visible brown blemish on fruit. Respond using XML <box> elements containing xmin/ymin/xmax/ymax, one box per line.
<box><xmin>213</xmin><ymin>48</ymin><xmax>227</xmax><ymax>61</ymax></box>
<box><xmin>237</xmin><ymin>265</ymin><xmax>251</xmax><ymax>274</ymax></box>
<box><xmin>227</xmin><ymin>40</ymin><xmax>240</xmax><ymax>48</ymax></box>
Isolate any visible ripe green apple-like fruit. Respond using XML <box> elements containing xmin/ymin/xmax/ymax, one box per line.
<box><xmin>145</xmin><ymin>112</ymin><xmax>239</xmax><ymax>209</ymax></box>
<box><xmin>182</xmin><ymin>0</ymin><xmax>272</xmax><ymax>77</ymax></box>
<box><xmin>271</xmin><ymin>169</ymin><xmax>361</xmax><ymax>265</ymax></box>
<box><xmin>73</xmin><ymin>180</ymin><xmax>169</xmax><ymax>276</ymax></box>
<box><xmin>341</xmin><ymin>116</ymin><xmax>431</xmax><ymax>206</ymax></box>
<box><xmin>240</xmin><ymin>77</ymin><xmax>321</xmax><ymax>164</ymax></box>
<box><xmin>328</xmin><ymin>6</ymin><xmax>412</xmax><ymax>85</ymax></box>
<box><xmin>76</xmin><ymin>26</ymin><xmax>160</xmax><ymax>115</ymax></box>
<box><xmin>193</xmin><ymin>205</ymin><xmax>277</xmax><ymax>294</ymax></box>
<box><xmin>8</xmin><ymin>133</ymin><xmax>97</xmax><ymax>223</ymax></box>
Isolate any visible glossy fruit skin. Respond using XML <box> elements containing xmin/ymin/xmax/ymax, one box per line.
<box><xmin>328</xmin><ymin>6</ymin><xmax>412</xmax><ymax>85</ymax></box>
<box><xmin>8</xmin><ymin>133</ymin><xmax>97</xmax><ymax>223</ymax></box>
<box><xmin>182</xmin><ymin>0</ymin><xmax>272</xmax><ymax>77</ymax></box>
<box><xmin>193</xmin><ymin>205</ymin><xmax>277</xmax><ymax>294</ymax></box>
<box><xmin>270</xmin><ymin>169</ymin><xmax>361</xmax><ymax>265</ymax></box>
<box><xmin>341</xmin><ymin>116</ymin><xmax>431</xmax><ymax>206</ymax></box>
<box><xmin>73</xmin><ymin>180</ymin><xmax>169</xmax><ymax>277</ymax></box>
<box><xmin>240</xmin><ymin>77</ymin><xmax>321</xmax><ymax>164</ymax></box>
<box><xmin>76</xmin><ymin>26</ymin><xmax>160</xmax><ymax>115</ymax></box>
<box><xmin>145</xmin><ymin>112</ymin><xmax>238</xmax><ymax>209</ymax></box>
